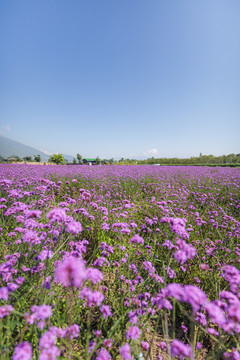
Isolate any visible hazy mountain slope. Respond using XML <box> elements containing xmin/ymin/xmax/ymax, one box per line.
<box><xmin>0</xmin><ymin>135</ymin><xmax>74</xmax><ymax>162</ymax></box>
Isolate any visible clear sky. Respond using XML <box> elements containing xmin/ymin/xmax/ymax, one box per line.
<box><xmin>0</xmin><ymin>0</ymin><xmax>239</xmax><ymax>159</ymax></box>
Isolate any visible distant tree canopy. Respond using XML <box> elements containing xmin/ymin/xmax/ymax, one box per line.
<box><xmin>76</xmin><ymin>153</ymin><xmax>83</xmax><ymax>164</ymax></box>
<box><xmin>49</xmin><ymin>153</ymin><xmax>65</xmax><ymax>165</ymax></box>
<box><xmin>34</xmin><ymin>154</ymin><xmax>41</xmax><ymax>162</ymax></box>
<box><xmin>23</xmin><ymin>156</ymin><xmax>32</xmax><ymax>162</ymax></box>
<box><xmin>135</xmin><ymin>153</ymin><xmax>240</xmax><ymax>166</ymax></box>
<box><xmin>95</xmin><ymin>156</ymin><xmax>100</xmax><ymax>165</ymax></box>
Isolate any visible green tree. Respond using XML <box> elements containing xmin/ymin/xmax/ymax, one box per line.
<box><xmin>34</xmin><ymin>154</ymin><xmax>41</xmax><ymax>162</ymax></box>
<box><xmin>95</xmin><ymin>156</ymin><xmax>101</xmax><ymax>165</ymax></box>
<box><xmin>49</xmin><ymin>154</ymin><xmax>65</xmax><ymax>165</ymax></box>
<box><xmin>76</xmin><ymin>153</ymin><xmax>83</xmax><ymax>164</ymax></box>
<box><xmin>23</xmin><ymin>156</ymin><xmax>32</xmax><ymax>162</ymax></box>
<box><xmin>73</xmin><ymin>158</ymin><xmax>77</xmax><ymax>165</ymax></box>
<box><xmin>109</xmin><ymin>158</ymin><xmax>114</xmax><ymax>164</ymax></box>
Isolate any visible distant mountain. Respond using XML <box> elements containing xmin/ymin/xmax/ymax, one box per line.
<box><xmin>0</xmin><ymin>135</ymin><xmax>74</xmax><ymax>162</ymax></box>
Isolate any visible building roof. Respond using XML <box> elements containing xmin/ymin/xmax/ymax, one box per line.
<box><xmin>84</xmin><ymin>158</ymin><xmax>102</xmax><ymax>161</ymax></box>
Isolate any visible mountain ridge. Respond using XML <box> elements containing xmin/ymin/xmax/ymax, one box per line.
<box><xmin>0</xmin><ymin>135</ymin><xmax>74</xmax><ymax>162</ymax></box>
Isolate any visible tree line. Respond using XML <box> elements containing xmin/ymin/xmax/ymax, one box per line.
<box><xmin>134</xmin><ymin>153</ymin><xmax>240</xmax><ymax>166</ymax></box>
<box><xmin>1</xmin><ymin>153</ymin><xmax>240</xmax><ymax>166</ymax></box>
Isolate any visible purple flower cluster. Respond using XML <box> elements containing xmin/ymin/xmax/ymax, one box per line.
<box><xmin>0</xmin><ymin>164</ymin><xmax>240</xmax><ymax>359</ymax></box>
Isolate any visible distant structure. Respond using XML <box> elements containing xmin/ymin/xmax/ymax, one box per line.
<box><xmin>7</xmin><ymin>156</ymin><xmax>20</xmax><ymax>163</ymax></box>
<box><xmin>83</xmin><ymin>158</ymin><xmax>102</xmax><ymax>165</ymax></box>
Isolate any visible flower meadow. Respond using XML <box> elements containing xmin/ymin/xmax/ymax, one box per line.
<box><xmin>0</xmin><ymin>164</ymin><xmax>240</xmax><ymax>360</ymax></box>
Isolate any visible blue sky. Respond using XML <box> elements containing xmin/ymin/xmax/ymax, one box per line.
<box><xmin>0</xmin><ymin>0</ymin><xmax>239</xmax><ymax>159</ymax></box>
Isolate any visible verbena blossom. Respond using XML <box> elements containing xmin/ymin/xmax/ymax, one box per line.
<box><xmin>100</xmin><ymin>305</ymin><xmax>113</xmax><ymax>318</ymax></box>
<box><xmin>119</xmin><ymin>343</ymin><xmax>132</xmax><ymax>360</ymax></box>
<box><xmin>170</xmin><ymin>339</ymin><xmax>192</xmax><ymax>359</ymax></box>
<box><xmin>183</xmin><ymin>285</ymin><xmax>207</xmax><ymax>313</ymax></box>
<box><xmin>130</xmin><ymin>234</ymin><xmax>144</xmax><ymax>245</ymax></box>
<box><xmin>224</xmin><ymin>349</ymin><xmax>240</xmax><ymax>359</ymax></box>
<box><xmin>12</xmin><ymin>341</ymin><xmax>32</xmax><ymax>360</ymax></box>
<box><xmin>0</xmin><ymin>287</ymin><xmax>9</xmax><ymax>301</ymax></box>
<box><xmin>126</xmin><ymin>326</ymin><xmax>141</xmax><ymax>341</ymax></box>
<box><xmin>0</xmin><ymin>305</ymin><xmax>14</xmax><ymax>318</ymax></box>
<box><xmin>54</xmin><ymin>256</ymin><xmax>86</xmax><ymax>288</ymax></box>
<box><xmin>141</xmin><ymin>341</ymin><xmax>150</xmax><ymax>350</ymax></box>
<box><xmin>79</xmin><ymin>287</ymin><xmax>105</xmax><ymax>306</ymax></box>
<box><xmin>86</xmin><ymin>268</ymin><xmax>104</xmax><ymax>284</ymax></box>
<box><xmin>173</xmin><ymin>239</ymin><xmax>197</xmax><ymax>264</ymax></box>
<box><xmin>96</xmin><ymin>348</ymin><xmax>112</xmax><ymax>360</ymax></box>
<box><xmin>39</xmin><ymin>346</ymin><xmax>60</xmax><ymax>360</ymax></box>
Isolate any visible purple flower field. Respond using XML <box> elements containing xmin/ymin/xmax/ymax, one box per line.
<box><xmin>0</xmin><ymin>164</ymin><xmax>240</xmax><ymax>359</ymax></box>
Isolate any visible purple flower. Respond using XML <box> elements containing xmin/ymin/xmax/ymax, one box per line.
<box><xmin>165</xmin><ymin>267</ymin><xmax>176</xmax><ymax>279</ymax></box>
<box><xmin>100</xmin><ymin>305</ymin><xmax>113</xmax><ymax>318</ymax></box>
<box><xmin>39</xmin><ymin>346</ymin><xmax>60</xmax><ymax>360</ymax></box>
<box><xmin>162</xmin><ymin>240</ymin><xmax>175</xmax><ymax>249</ymax></box>
<box><xmin>183</xmin><ymin>285</ymin><xmax>207</xmax><ymax>313</ymax></box>
<box><xmin>141</xmin><ymin>341</ymin><xmax>150</xmax><ymax>350</ymax></box>
<box><xmin>126</xmin><ymin>326</ymin><xmax>141</xmax><ymax>341</ymax></box>
<box><xmin>205</xmin><ymin>302</ymin><xmax>226</xmax><ymax>326</ymax></box>
<box><xmin>157</xmin><ymin>341</ymin><xmax>167</xmax><ymax>350</ymax></box>
<box><xmin>128</xmin><ymin>311</ymin><xmax>138</xmax><ymax>324</ymax></box>
<box><xmin>173</xmin><ymin>239</ymin><xmax>197</xmax><ymax>264</ymax></box>
<box><xmin>170</xmin><ymin>339</ymin><xmax>192</xmax><ymax>359</ymax></box>
<box><xmin>0</xmin><ymin>305</ymin><xmax>14</xmax><ymax>318</ymax></box>
<box><xmin>206</xmin><ymin>328</ymin><xmax>219</xmax><ymax>336</ymax></box>
<box><xmin>165</xmin><ymin>283</ymin><xmax>185</xmax><ymax>301</ymax></box>
<box><xmin>119</xmin><ymin>343</ymin><xmax>132</xmax><ymax>360</ymax></box>
<box><xmin>223</xmin><ymin>348</ymin><xmax>240</xmax><ymax>359</ymax></box>
<box><xmin>143</xmin><ymin>261</ymin><xmax>155</xmax><ymax>273</ymax></box>
<box><xmin>86</xmin><ymin>268</ymin><xmax>104</xmax><ymax>284</ymax></box>
<box><xmin>88</xmin><ymin>340</ymin><xmax>96</xmax><ymax>353</ymax></box>
<box><xmin>39</xmin><ymin>331</ymin><xmax>57</xmax><ymax>349</ymax></box>
<box><xmin>46</xmin><ymin>208</ymin><xmax>67</xmax><ymax>223</ymax></box>
<box><xmin>12</xmin><ymin>342</ymin><xmax>32</xmax><ymax>360</ymax></box>
<box><xmin>96</xmin><ymin>348</ymin><xmax>112</xmax><ymax>360</ymax></box>
<box><xmin>66</xmin><ymin>220</ymin><xmax>83</xmax><ymax>234</ymax></box>
<box><xmin>38</xmin><ymin>250</ymin><xmax>53</xmax><ymax>261</ymax></box>
<box><xmin>34</xmin><ymin>305</ymin><xmax>52</xmax><ymax>320</ymax></box>
<box><xmin>102</xmin><ymin>223</ymin><xmax>110</xmax><ymax>231</ymax></box>
<box><xmin>63</xmin><ymin>324</ymin><xmax>80</xmax><ymax>339</ymax></box>
<box><xmin>94</xmin><ymin>330</ymin><xmax>102</xmax><ymax>338</ymax></box>
<box><xmin>0</xmin><ymin>287</ymin><xmax>9</xmax><ymax>301</ymax></box>
<box><xmin>130</xmin><ymin>234</ymin><xmax>144</xmax><ymax>245</ymax></box>
<box><xmin>26</xmin><ymin>210</ymin><xmax>42</xmax><ymax>219</ymax></box>
<box><xmin>103</xmin><ymin>339</ymin><xmax>113</xmax><ymax>348</ymax></box>
<box><xmin>194</xmin><ymin>312</ymin><xmax>207</xmax><ymax>327</ymax></box>
<box><xmin>54</xmin><ymin>257</ymin><xmax>86</xmax><ymax>288</ymax></box>
<box><xmin>181</xmin><ymin>325</ymin><xmax>188</xmax><ymax>333</ymax></box>
<box><xmin>79</xmin><ymin>287</ymin><xmax>105</xmax><ymax>306</ymax></box>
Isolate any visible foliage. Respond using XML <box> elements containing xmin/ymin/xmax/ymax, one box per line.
<box><xmin>23</xmin><ymin>156</ymin><xmax>32</xmax><ymax>162</ymax></box>
<box><xmin>136</xmin><ymin>153</ymin><xmax>240</xmax><ymax>166</ymax></box>
<box><xmin>34</xmin><ymin>154</ymin><xmax>41</xmax><ymax>162</ymax></box>
<box><xmin>49</xmin><ymin>153</ymin><xmax>65</xmax><ymax>164</ymax></box>
<box><xmin>76</xmin><ymin>153</ymin><xmax>83</xmax><ymax>164</ymax></box>
<box><xmin>95</xmin><ymin>156</ymin><xmax>100</xmax><ymax>165</ymax></box>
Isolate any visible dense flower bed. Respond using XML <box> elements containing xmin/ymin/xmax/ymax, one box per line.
<box><xmin>0</xmin><ymin>164</ymin><xmax>240</xmax><ymax>359</ymax></box>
